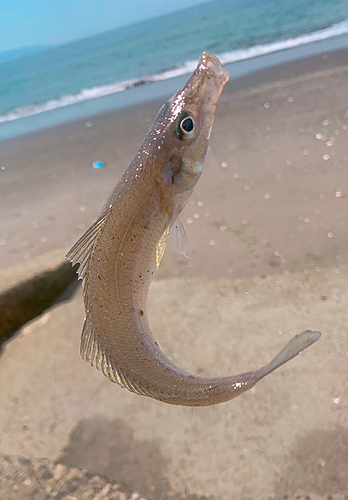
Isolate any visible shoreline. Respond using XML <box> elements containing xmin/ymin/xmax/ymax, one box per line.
<box><xmin>0</xmin><ymin>35</ymin><xmax>348</xmax><ymax>143</ymax></box>
<box><xmin>0</xmin><ymin>44</ymin><xmax>347</xmax><ymax>153</ymax></box>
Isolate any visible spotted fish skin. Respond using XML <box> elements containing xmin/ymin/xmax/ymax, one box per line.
<box><xmin>67</xmin><ymin>52</ymin><xmax>321</xmax><ymax>406</ymax></box>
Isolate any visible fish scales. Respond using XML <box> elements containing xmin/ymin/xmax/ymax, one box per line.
<box><xmin>67</xmin><ymin>52</ymin><xmax>321</xmax><ymax>406</ymax></box>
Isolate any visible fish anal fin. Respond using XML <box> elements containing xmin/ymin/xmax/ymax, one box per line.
<box><xmin>80</xmin><ymin>313</ymin><xmax>155</xmax><ymax>398</ymax></box>
<box><xmin>66</xmin><ymin>211</ymin><xmax>109</xmax><ymax>281</ymax></box>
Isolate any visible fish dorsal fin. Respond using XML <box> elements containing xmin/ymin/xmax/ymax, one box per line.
<box><xmin>169</xmin><ymin>218</ymin><xmax>189</xmax><ymax>258</ymax></box>
<box><xmin>66</xmin><ymin>211</ymin><xmax>109</xmax><ymax>282</ymax></box>
<box><xmin>80</xmin><ymin>313</ymin><xmax>157</xmax><ymax>398</ymax></box>
<box><xmin>156</xmin><ymin>224</ymin><xmax>171</xmax><ymax>269</ymax></box>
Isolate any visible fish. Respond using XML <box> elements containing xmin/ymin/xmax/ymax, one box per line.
<box><xmin>67</xmin><ymin>52</ymin><xmax>321</xmax><ymax>406</ymax></box>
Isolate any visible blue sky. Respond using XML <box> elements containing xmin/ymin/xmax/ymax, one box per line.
<box><xmin>0</xmin><ymin>0</ymin><xmax>209</xmax><ymax>52</ymax></box>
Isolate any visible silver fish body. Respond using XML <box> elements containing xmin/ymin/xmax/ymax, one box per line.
<box><xmin>67</xmin><ymin>52</ymin><xmax>321</xmax><ymax>406</ymax></box>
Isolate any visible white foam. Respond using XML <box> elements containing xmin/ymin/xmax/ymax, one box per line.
<box><xmin>0</xmin><ymin>64</ymin><xmax>198</xmax><ymax>124</ymax></box>
<box><xmin>1</xmin><ymin>18</ymin><xmax>347</xmax><ymax>124</ymax></box>
<box><xmin>218</xmin><ymin>18</ymin><xmax>348</xmax><ymax>65</ymax></box>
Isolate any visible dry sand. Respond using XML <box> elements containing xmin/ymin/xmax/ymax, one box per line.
<box><xmin>0</xmin><ymin>50</ymin><xmax>348</xmax><ymax>499</ymax></box>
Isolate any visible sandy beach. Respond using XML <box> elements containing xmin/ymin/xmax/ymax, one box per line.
<box><xmin>0</xmin><ymin>49</ymin><xmax>348</xmax><ymax>499</ymax></box>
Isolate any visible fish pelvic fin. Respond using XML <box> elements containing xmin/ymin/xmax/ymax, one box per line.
<box><xmin>80</xmin><ymin>313</ymin><xmax>158</xmax><ymax>399</ymax></box>
<box><xmin>255</xmin><ymin>329</ymin><xmax>321</xmax><ymax>381</ymax></box>
<box><xmin>66</xmin><ymin>211</ymin><xmax>109</xmax><ymax>284</ymax></box>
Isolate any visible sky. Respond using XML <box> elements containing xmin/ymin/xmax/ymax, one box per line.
<box><xmin>0</xmin><ymin>0</ymin><xmax>210</xmax><ymax>53</ymax></box>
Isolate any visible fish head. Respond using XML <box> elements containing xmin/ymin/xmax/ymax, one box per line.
<box><xmin>155</xmin><ymin>52</ymin><xmax>229</xmax><ymax>193</ymax></box>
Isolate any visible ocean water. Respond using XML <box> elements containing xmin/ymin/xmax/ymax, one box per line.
<box><xmin>1</xmin><ymin>0</ymin><xmax>348</xmax><ymax>132</ymax></box>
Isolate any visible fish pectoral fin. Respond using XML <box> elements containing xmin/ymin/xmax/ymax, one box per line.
<box><xmin>66</xmin><ymin>210</ymin><xmax>109</xmax><ymax>282</ymax></box>
<box><xmin>155</xmin><ymin>218</ymin><xmax>189</xmax><ymax>269</ymax></box>
<box><xmin>156</xmin><ymin>224</ymin><xmax>171</xmax><ymax>269</ymax></box>
<box><xmin>169</xmin><ymin>218</ymin><xmax>189</xmax><ymax>258</ymax></box>
<box><xmin>80</xmin><ymin>313</ymin><xmax>157</xmax><ymax>398</ymax></box>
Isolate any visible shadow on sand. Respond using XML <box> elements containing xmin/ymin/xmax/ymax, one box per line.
<box><xmin>0</xmin><ymin>262</ymin><xmax>78</xmax><ymax>354</ymax></box>
<box><xmin>57</xmin><ymin>416</ymin><xmax>213</xmax><ymax>500</ymax></box>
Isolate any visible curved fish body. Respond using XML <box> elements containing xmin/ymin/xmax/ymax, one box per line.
<box><xmin>67</xmin><ymin>52</ymin><xmax>321</xmax><ymax>406</ymax></box>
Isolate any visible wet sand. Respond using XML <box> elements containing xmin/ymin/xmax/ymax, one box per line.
<box><xmin>1</xmin><ymin>49</ymin><xmax>348</xmax><ymax>281</ymax></box>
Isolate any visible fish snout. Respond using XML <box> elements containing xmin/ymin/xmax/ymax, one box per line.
<box><xmin>199</xmin><ymin>52</ymin><xmax>229</xmax><ymax>86</ymax></box>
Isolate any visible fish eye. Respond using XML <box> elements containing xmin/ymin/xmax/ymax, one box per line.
<box><xmin>173</xmin><ymin>111</ymin><xmax>196</xmax><ymax>141</ymax></box>
<box><xmin>180</xmin><ymin>116</ymin><xmax>194</xmax><ymax>133</ymax></box>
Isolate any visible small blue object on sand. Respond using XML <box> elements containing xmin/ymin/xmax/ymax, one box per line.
<box><xmin>92</xmin><ymin>161</ymin><xmax>105</xmax><ymax>169</ymax></box>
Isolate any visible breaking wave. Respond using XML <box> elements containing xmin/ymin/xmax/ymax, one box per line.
<box><xmin>1</xmin><ymin>18</ymin><xmax>347</xmax><ymax>124</ymax></box>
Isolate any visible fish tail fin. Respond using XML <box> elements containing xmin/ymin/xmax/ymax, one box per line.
<box><xmin>254</xmin><ymin>329</ymin><xmax>321</xmax><ymax>382</ymax></box>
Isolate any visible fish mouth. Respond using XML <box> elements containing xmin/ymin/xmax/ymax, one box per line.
<box><xmin>198</xmin><ymin>52</ymin><xmax>229</xmax><ymax>86</ymax></box>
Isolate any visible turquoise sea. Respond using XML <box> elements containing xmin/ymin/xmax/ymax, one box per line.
<box><xmin>1</xmin><ymin>0</ymin><xmax>348</xmax><ymax>140</ymax></box>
